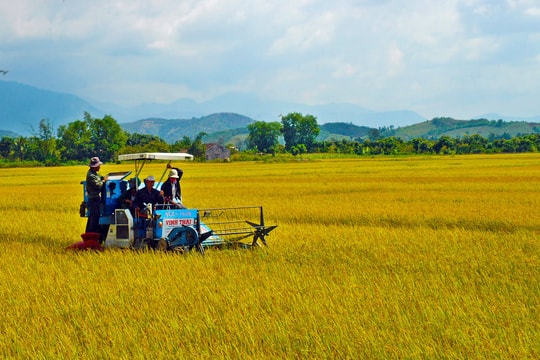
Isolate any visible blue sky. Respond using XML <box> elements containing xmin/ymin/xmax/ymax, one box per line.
<box><xmin>1</xmin><ymin>0</ymin><xmax>540</xmax><ymax>119</ymax></box>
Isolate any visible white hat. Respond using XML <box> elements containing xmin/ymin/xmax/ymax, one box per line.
<box><xmin>169</xmin><ymin>169</ymin><xmax>179</xmax><ymax>178</ymax></box>
<box><xmin>146</xmin><ymin>175</ymin><xmax>155</xmax><ymax>182</ymax></box>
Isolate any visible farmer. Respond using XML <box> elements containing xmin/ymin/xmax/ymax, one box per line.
<box><xmin>135</xmin><ymin>175</ymin><xmax>164</xmax><ymax>216</ymax></box>
<box><xmin>118</xmin><ymin>178</ymin><xmax>138</xmax><ymax>215</ymax></box>
<box><xmin>85</xmin><ymin>157</ymin><xmax>108</xmax><ymax>234</ymax></box>
<box><xmin>160</xmin><ymin>165</ymin><xmax>185</xmax><ymax>208</ymax></box>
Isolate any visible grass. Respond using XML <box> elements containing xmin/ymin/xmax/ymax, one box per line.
<box><xmin>0</xmin><ymin>154</ymin><xmax>538</xmax><ymax>358</ymax></box>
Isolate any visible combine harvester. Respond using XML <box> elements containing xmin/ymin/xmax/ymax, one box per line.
<box><xmin>69</xmin><ymin>152</ymin><xmax>276</xmax><ymax>254</ymax></box>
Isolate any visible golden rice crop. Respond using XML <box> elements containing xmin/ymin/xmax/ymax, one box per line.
<box><xmin>0</xmin><ymin>154</ymin><xmax>538</xmax><ymax>359</ymax></box>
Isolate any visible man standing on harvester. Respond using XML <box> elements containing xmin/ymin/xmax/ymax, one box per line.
<box><xmin>86</xmin><ymin>157</ymin><xmax>108</xmax><ymax>233</ymax></box>
<box><xmin>161</xmin><ymin>164</ymin><xmax>185</xmax><ymax>208</ymax></box>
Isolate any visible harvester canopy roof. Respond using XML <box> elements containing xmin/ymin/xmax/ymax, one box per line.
<box><xmin>117</xmin><ymin>152</ymin><xmax>194</xmax><ymax>187</ymax></box>
<box><xmin>118</xmin><ymin>152</ymin><xmax>194</xmax><ymax>161</ymax></box>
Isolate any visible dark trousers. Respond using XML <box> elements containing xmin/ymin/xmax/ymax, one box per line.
<box><xmin>85</xmin><ymin>198</ymin><xmax>101</xmax><ymax>233</ymax></box>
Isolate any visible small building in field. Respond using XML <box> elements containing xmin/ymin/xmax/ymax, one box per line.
<box><xmin>205</xmin><ymin>143</ymin><xmax>231</xmax><ymax>161</ymax></box>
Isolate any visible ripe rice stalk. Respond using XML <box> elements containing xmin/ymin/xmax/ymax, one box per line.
<box><xmin>0</xmin><ymin>154</ymin><xmax>538</xmax><ymax>359</ymax></box>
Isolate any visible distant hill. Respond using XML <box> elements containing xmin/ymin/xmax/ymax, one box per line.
<box><xmin>319</xmin><ymin>122</ymin><xmax>373</xmax><ymax>140</ymax></box>
<box><xmin>206</xmin><ymin>122</ymin><xmax>375</xmax><ymax>147</ymax></box>
<box><xmin>0</xmin><ymin>80</ymin><xmax>103</xmax><ymax>135</ymax></box>
<box><xmin>1</xmin><ymin>80</ymin><xmax>429</xmax><ymax>137</ymax></box>
<box><xmin>0</xmin><ymin>129</ymin><xmax>19</xmax><ymax>138</ymax></box>
<box><xmin>2</xmin><ymin>80</ymin><xmax>540</xmax><ymax>142</ymax></box>
<box><xmin>203</xmin><ymin>122</ymin><xmax>374</xmax><ymax>147</ymax></box>
<box><xmin>383</xmin><ymin>117</ymin><xmax>540</xmax><ymax>140</ymax></box>
<box><xmin>203</xmin><ymin>127</ymin><xmax>250</xmax><ymax>147</ymax></box>
<box><xmin>98</xmin><ymin>92</ymin><xmax>428</xmax><ymax>127</ymax></box>
<box><xmin>121</xmin><ymin>116</ymin><xmax>540</xmax><ymax>147</ymax></box>
<box><xmin>120</xmin><ymin>113</ymin><xmax>255</xmax><ymax>143</ymax></box>
<box><xmin>475</xmin><ymin>113</ymin><xmax>540</xmax><ymax>123</ymax></box>
<box><xmin>122</xmin><ymin>118</ymin><xmax>377</xmax><ymax>147</ymax></box>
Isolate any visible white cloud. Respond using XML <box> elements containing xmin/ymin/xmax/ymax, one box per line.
<box><xmin>524</xmin><ymin>7</ymin><xmax>540</xmax><ymax>16</ymax></box>
<box><xmin>332</xmin><ymin>63</ymin><xmax>358</xmax><ymax>78</ymax></box>
<box><xmin>386</xmin><ymin>44</ymin><xmax>404</xmax><ymax>76</ymax></box>
<box><xmin>268</xmin><ymin>10</ymin><xmax>336</xmax><ymax>55</ymax></box>
<box><xmin>462</xmin><ymin>36</ymin><xmax>500</xmax><ymax>61</ymax></box>
<box><xmin>0</xmin><ymin>0</ymin><xmax>539</xmax><ymax>119</ymax></box>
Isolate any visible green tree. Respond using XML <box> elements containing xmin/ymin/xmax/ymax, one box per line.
<box><xmin>456</xmin><ymin>134</ymin><xmax>487</xmax><ymax>154</ymax></box>
<box><xmin>433</xmin><ymin>136</ymin><xmax>455</xmax><ymax>154</ymax></box>
<box><xmin>0</xmin><ymin>136</ymin><xmax>15</xmax><ymax>160</ymax></box>
<box><xmin>280</xmin><ymin>113</ymin><xmax>320</xmax><ymax>152</ymax></box>
<box><xmin>123</xmin><ymin>133</ymin><xmax>169</xmax><ymax>153</ymax></box>
<box><xmin>411</xmin><ymin>138</ymin><xmax>434</xmax><ymax>154</ymax></box>
<box><xmin>247</xmin><ymin>121</ymin><xmax>282</xmax><ymax>153</ymax></box>
<box><xmin>189</xmin><ymin>132</ymin><xmax>207</xmax><ymax>159</ymax></box>
<box><xmin>58</xmin><ymin>113</ymin><xmax>127</xmax><ymax>162</ymax></box>
<box><xmin>368</xmin><ymin>128</ymin><xmax>380</xmax><ymax>141</ymax></box>
<box><xmin>88</xmin><ymin>113</ymin><xmax>128</xmax><ymax>162</ymax></box>
<box><xmin>13</xmin><ymin>136</ymin><xmax>27</xmax><ymax>161</ymax></box>
<box><xmin>22</xmin><ymin>136</ymin><xmax>40</xmax><ymax>162</ymax></box>
<box><xmin>290</xmin><ymin>144</ymin><xmax>307</xmax><ymax>155</ymax></box>
<box><xmin>372</xmin><ymin>137</ymin><xmax>403</xmax><ymax>155</ymax></box>
<box><xmin>171</xmin><ymin>136</ymin><xmax>193</xmax><ymax>152</ymax></box>
<box><xmin>126</xmin><ymin>133</ymin><xmax>163</xmax><ymax>147</ymax></box>
<box><xmin>33</xmin><ymin>119</ymin><xmax>59</xmax><ymax>164</ymax></box>
<box><xmin>57</xmin><ymin>119</ymin><xmax>93</xmax><ymax>162</ymax></box>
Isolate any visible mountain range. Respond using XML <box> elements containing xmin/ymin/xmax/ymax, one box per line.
<box><xmin>121</xmin><ymin>113</ymin><xmax>255</xmax><ymax>143</ymax></box>
<box><xmin>1</xmin><ymin>80</ymin><xmax>425</xmax><ymax>136</ymax></box>
<box><xmin>2</xmin><ymin>80</ymin><xmax>540</xmax><ymax>142</ymax></box>
<box><xmin>99</xmin><ymin>92</ymin><xmax>427</xmax><ymax>129</ymax></box>
<box><xmin>0</xmin><ymin>81</ymin><xmax>103</xmax><ymax>135</ymax></box>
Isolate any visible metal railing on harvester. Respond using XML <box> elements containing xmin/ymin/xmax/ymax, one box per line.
<box><xmin>198</xmin><ymin>206</ymin><xmax>277</xmax><ymax>248</ymax></box>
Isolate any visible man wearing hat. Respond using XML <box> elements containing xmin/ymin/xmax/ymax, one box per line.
<box><xmin>160</xmin><ymin>165</ymin><xmax>185</xmax><ymax>208</ymax></box>
<box><xmin>134</xmin><ymin>175</ymin><xmax>164</xmax><ymax>215</ymax></box>
<box><xmin>86</xmin><ymin>157</ymin><xmax>108</xmax><ymax>234</ymax></box>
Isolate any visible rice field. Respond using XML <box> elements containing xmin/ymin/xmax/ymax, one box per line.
<box><xmin>0</xmin><ymin>154</ymin><xmax>538</xmax><ymax>359</ymax></box>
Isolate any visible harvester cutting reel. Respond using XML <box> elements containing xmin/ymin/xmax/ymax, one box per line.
<box><xmin>197</xmin><ymin>206</ymin><xmax>277</xmax><ymax>249</ymax></box>
<box><xmin>244</xmin><ymin>221</ymin><xmax>278</xmax><ymax>247</ymax></box>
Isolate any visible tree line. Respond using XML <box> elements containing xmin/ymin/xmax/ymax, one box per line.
<box><xmin>1</xmin><ymin>112</ymin><xmax>539</xmax><ymax>166</ymax></box>
<box><xmin>0</xmin><ymin>112</ymin><xmax>209</xmax><ymax>165</ymax></box>
<box><xmin>311</xmin><ymin>134</ymin><xmax>540</xmax><ymax>155</ymax></box>
<box><xmin>246</xmin><ymin>113</ymin><xmax>540</xmax><ymax>155</ymax></box>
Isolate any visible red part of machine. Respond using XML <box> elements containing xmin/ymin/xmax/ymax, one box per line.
<box><xmin>66</xmin><ymin>232</ymin><xmax>104</xmax><ymax>251</ymax></box>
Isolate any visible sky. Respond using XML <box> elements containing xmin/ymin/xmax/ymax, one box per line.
<box><xmin>1</xmin><ymin>0</ymin><xmax>540</xmax><ymax>120</ymax></box>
